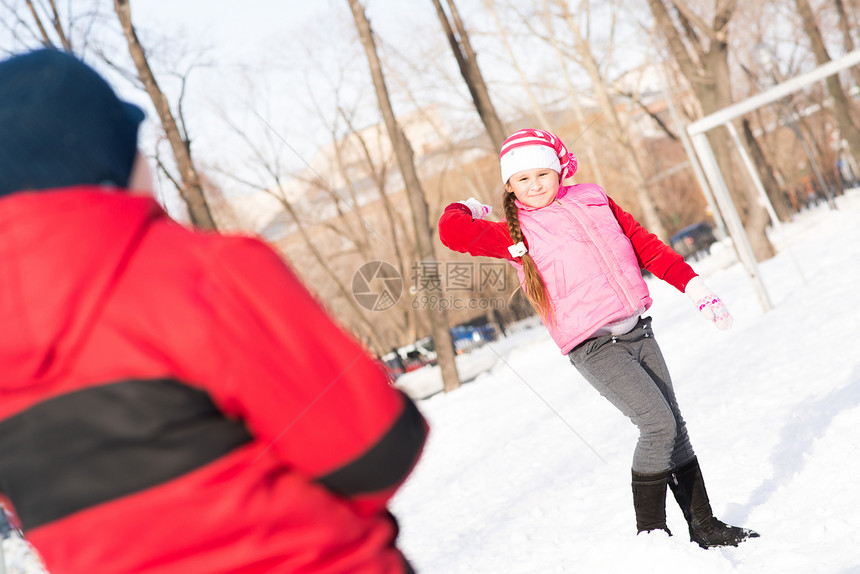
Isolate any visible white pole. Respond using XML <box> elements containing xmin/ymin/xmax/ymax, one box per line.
<box><xmin>690</xmin><ymin>132</ymin><xmax>773</xmax><ymax>312</ymax></box>
<box><xmin>682</xmin><ymin>47</ymin><xmax>860</xmax><ymax>313</ymax></box>
<box><xmin>688</xmin><ymin>48</ymin><xmax>860</xmax><ymax>136</ymax></box>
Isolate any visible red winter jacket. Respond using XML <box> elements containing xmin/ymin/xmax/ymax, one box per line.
<box><xmin>0</xmin><ymin>187</ymin><xmax>427</xmax><ymax>574</ymax></box>
<box><xmin>439</xmin><ymin>195</ymin><xmax>694</xmax><ymax>287</ymax></box>
<box><xmin>438</xmin><ymin>192</ymin><xmax>697</xmax><ymax>341</ymax></box>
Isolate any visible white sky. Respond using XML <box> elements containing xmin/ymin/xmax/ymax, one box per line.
<box><xmin>128</xmin><ymin>0</ymin><xmax>432</xmax><ymax>64</ymax></box>
<box><xmin>1</xmin><ymin>0</ymin><xmax>655</xmax><ymax>217</ymax></box>
<box><xmin>123</xmin><ymin>0</ymin><xmax>453</xmax><ymax>199</ymax></box>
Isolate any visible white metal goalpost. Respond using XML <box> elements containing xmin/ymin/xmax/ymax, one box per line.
<box><xmin>685</xmin><ymin>48</ymin><xmax>860</xmax><ymax>312</ymax></box>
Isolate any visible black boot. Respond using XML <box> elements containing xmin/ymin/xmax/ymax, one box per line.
<box><xmin>631</xmin><ymin>469</ymin><xmax>672</xmax><ymax>535</ymax></box>
<box><xmin>668</xmin><ymin>457</ymin><xmax>759</xmax><ymax>548</ymax></box>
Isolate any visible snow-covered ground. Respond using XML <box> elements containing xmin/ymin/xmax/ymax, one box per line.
<box><xmin>1</xmin><ymin>534</ymin><xmax>46</xmax><ymax>574</ymax></box>
<box><xmin>392</xmin><ymin>189</ymin><xmax>860</xmax><ymax>574</ymax></box>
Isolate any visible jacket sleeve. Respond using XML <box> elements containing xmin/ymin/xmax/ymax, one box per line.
<box><xmin>203</xmin><ymin>236</ymin><xmax>427</xmax><ymax>517</ymax></box>
<box><xmin>607</xmin><ymin>196</ymin><xmax>697</xmax><ymax>292</ymax></box>
<box><xmin>438</xmin><ymin>203</ymin><xmax>517</xmax><ymax>260</ymax></box>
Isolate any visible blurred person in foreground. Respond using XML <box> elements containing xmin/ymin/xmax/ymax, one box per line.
<box><xmin>0</xmin><ymin>48</ymin><xmax>427</xmax><ymax>574</ymax></box>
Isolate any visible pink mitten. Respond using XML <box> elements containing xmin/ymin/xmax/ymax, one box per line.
<box><xmin>461</xmin><ymin>197</ymin><xmax>492</xmax><ymax>220</ymax></box>
<box><xmin>685</xmin><ymin>276</ymin><xmax>733</xmax><ymax>330</ymax></box>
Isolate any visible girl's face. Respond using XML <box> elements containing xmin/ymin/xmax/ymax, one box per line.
<box><xmin>506</xmin><ymin>167</ymin><xmax>560</xmax><ymax>209</ymax></box>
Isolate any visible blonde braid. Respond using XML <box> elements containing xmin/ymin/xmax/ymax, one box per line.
<box><xmin>503</xmin><ymin>191</ymin><xmax>555</xmax><ymax>324</ymax></box>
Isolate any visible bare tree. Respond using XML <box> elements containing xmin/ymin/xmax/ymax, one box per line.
<box><xmin>431</xmin><ymin>0</ymin><xmax>508</xmax><ymax>151</ymax></box>
<box><xmin>647</xmin><ymin>0</ymin><xmax>775</xmax><ymax>261</ymax></box>
<box><xmin>540</xmin><ymin>0</ymin><xmax>605</xmax><ymax>186</ymax></box>
<box><xmin>348</xmin><ymin>0</ymin><xmax>461</xmax><ymax>392</ymax></box>
<box><xmin>213</xmin><ymin>111</ymin><xmax>393</xmax><ymax>352</ymax></box>
<box><xmin>22</xmin><ymin>0</ymin><xmax>71</xmax><ymax>50</ymax></box>
<box><xmin>795</xmin><ymin>0</ymin><xmax>860</xmax><ymax>157</ymax></box>
<box><xmin>552</xmin><ymin>0</ymin><xmax>668</xmax><ymax>239</ymax></box>
<box><xmin>322</xmin><ymin>108</ymin><xmax>422</xmax><ymax>344</ymax></box>
<box><xmin>113</xmin><ymin>0</ymin><xmax>215</xmax><ymax>230</ymax></box>
<box><xmin>380</xmin><ymin>50</ymin><xmax>496</xmax><ymax>204</ymax></box>
<box><xmin>741</xmin><ymin>117</ymin><xmax>793</xmax><ymax>222</ymax></box>
<box><xmin>303</xmin><ymin>43</ymin><xmax>428</xmax><ymax>348</ymax></box>
<box><xmin>1</xmin><ymin>0</ymin><xmax>76</xmax><ymax>52</ymax></box>
<box><xmin>485</xmin><ymin>0</ymin><xmax>552</xmax><ymax>132</ymax></box>
<box><xmin>833</xmin><ymin>0</ymin><xmax>860</xmax><ymax>89</ymax></box>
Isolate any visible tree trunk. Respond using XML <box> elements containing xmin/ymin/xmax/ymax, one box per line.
<box><xmin>833</xmin><ymin>0</ymin><xmax>860</xmax><ymax>89</ymax></box>
<box><xmin>23</xmin><ymin>0</ymin><xmax>71</xmax><ymax>50</ymax></box>
<box><xmin>337</xmin><ymin>111</ymin><xmax>418</xmax><ymax>343</ymax></box>
<box><xmin>213</xmin><ymin>107</ymin><xmax>394</xmax><ymax>352</ymax></box>
<box><xmin>557</xmin><ymin>0</ymin><xmax>668</xmax><ymax>240</ymax></box>
<box><xmin>707</xmin><ymin>28</ymin><xmax>776</xmax><ymax>259</ymax></box>
<box><xmin>741</xmin><ymin>118</ymin><xmax>793</xmax><ymax>222</ymax></box>
<box><xmin>796</xmin><ymin>0</ymin><xmax>860</xmax><ymax>157</ymax></box>
<box><xmin>114</xmin><ymin>0</ymin><xmax>216</xmax><ymax>230</ymax></box>
<box><xmin>348</xmin><ymin>0</ymin><xmax>461</xmax><ymax>392</ymax></box>
<box><xmin>431</xmin><ymin>0</ymin><xmax>507</xmax><ymax>151</ymax></box>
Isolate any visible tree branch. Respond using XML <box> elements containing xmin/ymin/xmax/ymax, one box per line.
<box><xmin>616</xmin><ymin>88</ymin><xmax>679</xmax><ymax>141</ymax></box>
<box><xmin>24</xmin><ymin>0</ymin><xmax>55</xmax><ymax>47</ymax></box>
<box><xmin>47</xmin><ymin>0</ymin><xmax>71</xmax><ymax>51</ymax></box>
<box><xmin>647</xmin><ymin>0</ymin><xmax>700</xmax><ymax>82</ymax></box>
<box><xmin>669</xmin><ymin>0</ymin><xmax>717</xmax><ymax>42</ymax></box>
<box><xmin>712</xmin><ymin>0</ymin><xmax>737</xmax><ymax>42</ymax></box>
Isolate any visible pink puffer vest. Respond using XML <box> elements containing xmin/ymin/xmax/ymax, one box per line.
<box><xmin>511</xmin><ymin>183</ymin><xmax>652</xmax><ymax>353</ymax></box>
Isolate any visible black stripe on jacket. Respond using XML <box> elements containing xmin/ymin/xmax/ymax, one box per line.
<box><xmin>0</xmin><ymin>378</ymin><xmax>252</xmax><ymax>530</ymax></box>
<box><xmin>318</xmin><ymin>391</ymin><xmax>426</xmax><ymax>497</ymax></box>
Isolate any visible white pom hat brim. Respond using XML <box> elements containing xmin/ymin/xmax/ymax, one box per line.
<box><xmin>500</xmin><ymin>144</ymin><xmax>561</xmax><ymax>184</ymax></box>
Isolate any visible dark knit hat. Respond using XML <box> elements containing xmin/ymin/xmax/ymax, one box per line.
<box><xmin>0</xmin><ymin>49</ymin><xmax>144</xmax><ymax>198</ymax></box>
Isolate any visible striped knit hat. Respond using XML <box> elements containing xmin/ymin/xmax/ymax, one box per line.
<box><xmin>499</xmin><ymin>128</ymin><xmax>577</xmax><ymax>184</ymax></box>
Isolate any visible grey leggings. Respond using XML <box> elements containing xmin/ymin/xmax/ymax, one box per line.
<box><xmin>568</xmin><ymin>316</ymin><xmax>695</xmax><ymax>474</ymax></box>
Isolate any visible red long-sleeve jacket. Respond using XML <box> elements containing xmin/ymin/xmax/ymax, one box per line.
<box><xmin>438</xmin><ymin>198</ymin><xmax>694</xmax><ymax>291</ymax></box>
<box><xmin>0</xmin><ymin>187</ymin><xmax>427</xmax><ymax>574</ymax></box>
<box><xmin>438</xmin><ymin>193</ymin><xmax>696</xmax><ymax>352</ymax></box>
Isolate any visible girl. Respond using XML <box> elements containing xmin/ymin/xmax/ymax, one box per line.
<box><xmin>438</xmin><ymin>128</ymin><xmax>757</xmax><ymax>548</ymax></box>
